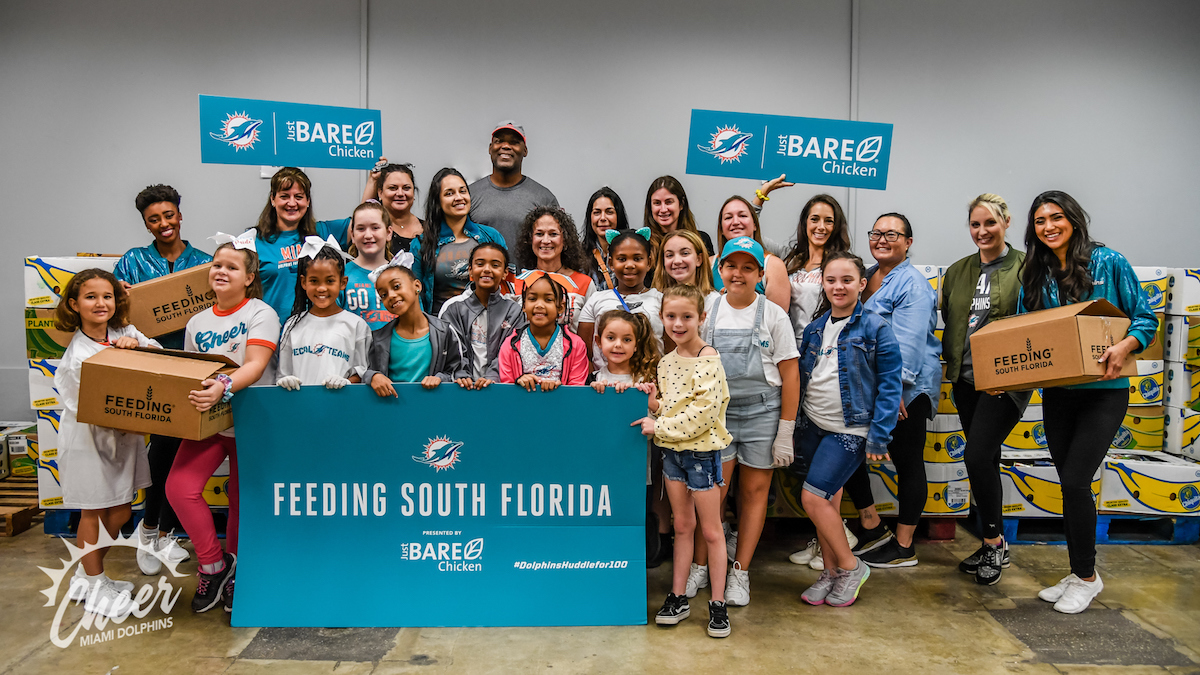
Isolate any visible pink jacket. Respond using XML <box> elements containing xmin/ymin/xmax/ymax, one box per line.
<box><xmin>498</xmin><ymin>326</ymin><xmax>589</xmax><ymax>386</ymax></box>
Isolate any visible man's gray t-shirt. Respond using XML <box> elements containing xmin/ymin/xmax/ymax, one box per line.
<box><xmin>468</xmin><ymin>176</ymin><xmax>559</xmax><ymax>249</ymax></box>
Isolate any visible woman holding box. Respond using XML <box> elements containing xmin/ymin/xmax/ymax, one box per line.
<box><xmin>1018</xmin><ymin>190</ymin><xmax>1156</xmax><ymax>613</ymax></box>
<box><xmin>941</xmin><ymin>193</ymin><xmax>1029</xmax><ymax>585</ymax></box>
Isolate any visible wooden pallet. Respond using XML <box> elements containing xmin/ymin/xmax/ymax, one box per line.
<box><xmin>0</xmin><ymin>476</ymin><xmax>42</xmax><ymax>536</ymax></box>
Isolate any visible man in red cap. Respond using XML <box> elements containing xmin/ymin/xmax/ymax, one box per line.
<box><xmin>469</xmin><ymin>120</ymin><xmax>560</xmax><ymax>249</ymax></box>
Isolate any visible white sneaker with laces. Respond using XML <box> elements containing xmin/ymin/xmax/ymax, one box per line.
<box><xmin>84</xmin><ymin>578</ymin><xmax>139</xmax><ymax>619</ymax></box>
<box><xmin>1038</xmin><ymin>573</ymin><xmax>1080</xmax><ymax>603</ymax></box>
<box><xmin>807</xmin><ymin>523</ymin><xmax>857</xmax><ymax>570</ymax></box>
<box><xmin>843</xmin><ymin>521</ymin><xmax>859</xmax><ymax>550</ymax></box>
<box><xmin>68</xmin><ymin>567</ymin><xmax>134</xmax><ymax>602</ymax></box>
<box><xmin>137</xmin><ymin>523</ymin><xmax>162</xmax><ymax>575</ymax></box>
<box><xmin>789</xmin><ymin>539</ymin><xmax>820</xmax><ymax>565</ymax></box>
<box><xmin>155</xmin><ymin>531</ymin><xmax>190</xmax><ymax>564</ymax></box>
<box><xmin>685</xmin><ymin>563</ymin><xmax>709</xmax><ymax>598</ymax></box>
<box><xmin>725</xmin><ymin>561</ymin><xmax>750</xmax><ymax>606</ymax></box>
<box><xmin>1053</xmin><ymin>574</ymin><xmax>1103</xmax><ymax>614</ymax></box>
<box><xmin>810</xmin><ymin>553</ymin><xmax>825</xmax><ymax>571</ymax></box>
<box><xmin>725</xmin><ymin>526</ymin><xmax>738</xmax><ymax>562</ymax></box>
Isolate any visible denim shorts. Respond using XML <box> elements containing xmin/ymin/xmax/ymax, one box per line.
<box><xmin>719</xmin><ymin>392</ymin><xmax>781</xmax><ymax>470</ymax></box>
<box><xmin>795</xmin><ymin>415</ymin><xmax>866</xmax><ymax>499</ymax></box>
<box><xmin>662</xmin><ymin>449</ymin><xmax>725</xmax><ymax>492</ymax></box>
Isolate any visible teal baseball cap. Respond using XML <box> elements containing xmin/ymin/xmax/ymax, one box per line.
<box><xmin>719</xmin><ymin>236</ymin><xmax>765</xmax><ymax>269</ymax></box>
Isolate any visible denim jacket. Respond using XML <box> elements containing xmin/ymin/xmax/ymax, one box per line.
<box><xmin>800</xmin><ymin>302</ymin><xmax>904</xmax><ymax>456</ymax></box>
<box><xmin>864</xmin><ymin>259</ymin><xmax>942</xmax><ymax>417</ymax></box>
<box><xmin>409</xmin><ymin>219</ymin><xmax>507</xmax><ymax>312</ymax></box>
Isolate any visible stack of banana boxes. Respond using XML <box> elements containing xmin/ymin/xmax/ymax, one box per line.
<box><xmin>23</xmin><ymin>255</ymin><xmax>232</xmax><ymax>513</ymax></box>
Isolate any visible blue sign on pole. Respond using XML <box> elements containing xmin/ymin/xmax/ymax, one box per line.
<box><xmin>199</xmin><ymin>95</ymin><xmax>383</xmax><ymax>170</ymax></box>
<box><xmin>231</xmin><ymin>384</ymin><xmax>648</xmax><ymax>627</ymax></box>
<box><xmin>685</xmin><ymin>109</ymin><xmax>894</xmax><ymax>190</ymax></box>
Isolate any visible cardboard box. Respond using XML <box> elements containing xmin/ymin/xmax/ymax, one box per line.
<box><xmin>1002</xmin><ymin>405</ymin><xmax>1048</xmax><ymax>452</ymax></box>
<box><xmin>1100</xmin><ymin>449</ymin><xmax>1200</xmax><ymax>515</ymax></box>
<box><xmin>1134</xmin><ymin>267</ymin><xmax>1170</xmax><ymax>312</ymax></box>
<box><xmin>936</xmin><ymin>379</ymin><xmax>957</xmax><ymax>415</ymax></box>
<box><xmin>763</xmin><ymin>470</ymin><xmax>859</xmax><ymax>518</ymax></box>
<box><xmin>28</xmin><ymin>359</ymin><xmax>62</xmax><ymax>410</ymax></box>
<box><xmin>1138</xmin><ymin>313</ymin><xmax>1166</xmax><ymax>362</ymax></box>
<box><xmin>925</xmin><ymin>414</ymin><xmax>966</xmax><ymax>463</ymax></box>
<box><xmin>35</xmin><ymin>410</ymin><xmax>63</xmax><ymax>508</ymax></box>
<box><xmin>24</xmin><ymin>308</ymin><xmax>72</xmax><ymax>359</ymax></box>
<box><xmin>1165</xmin><ymin>361</ymin><xmax>1200</xmax><ymax>410</ymax></box>
<box><xmin>1128</xmin><ymin>360</ymin><xmax>1164</xmax><ymax>406</ymax></box>
<box><xmin>969</xmin><ymin>299</ymin><xmax>1136</xmax><ymax>391</ymax></box>
<box><xmin>6</xmin><ymin>424</ymin><xmax>38</xmax><ymax>477</ymax></box>
<box><xmin>126</xmin><ymin>263</ymin><xmax>216</xmax><ymax>338</ymax></box>
<box><xmin>1164</xmin><ymin>406</ymin><xmax>1200</xmax><ymax>459</ymax></box>
<box><xmin>1111</xmin><ymin>405</ymin><xmax>1165</xmax><ymax>452</ymax></box>
<box><xmin>76</xmin><ymin>348</ymin><xmax>237</xmax><ymax>441</ymax></box>
<box><xmin>1030</xmin><ymin>388</ymin><xmax>1043</xmax><ymax>405</ymax></box>
<box><xmin>24</xmin><ymin>256</ymin><xmax>118</xmax><ymax>308</ymax></box>
<box><xmin>914</xmin><ymin>264</ymin><xmax>943</xmax><ymax>308</ymax></box>
<box><xmin>1166</xmin><ymin>268</ymin><xmax>1200</xmax><ymax>316</ymax></box>
<box><xmin>0</xmin><ymin>424</ymin><xmax>34</xmax><ymax>480</ymax></box>
<box><xmin>868</xmin><ymin>461</ymin><xmax>970</xmax><ymax>516</ymax></box>
<box><xmin>999</xmin><ymin>450</ymin><xmax>1101</xmax><ymax>518</ymax></box>
<box><xmin>1164</xmin><ymin>314</ymin><xmax>1200</xmax><ymax>365</ymax></box>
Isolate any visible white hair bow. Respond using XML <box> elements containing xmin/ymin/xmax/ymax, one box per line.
<box><xmin>299</xmin><ymin>235</ymin><xmax>354</xmax><ymax>261</ymax></box>
<box><xmin>209</xmin><ymin>230</ymin><xmax>257</xmax><ymax>252</ymax></box>
<box><xmin>366</xmin><ymin>250</ymin><xmax>415</xmax><ymax>284</ymax></box>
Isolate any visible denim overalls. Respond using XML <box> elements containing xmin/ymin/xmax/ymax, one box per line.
<box><xmin>703</xmin><ymin>296</ymin><xmax>780</xmax><ymax>469</ymax></box>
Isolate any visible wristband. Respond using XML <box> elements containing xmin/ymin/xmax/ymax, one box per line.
<box><xmin>755</xmin><ymin>189</ymin><xmax>769</xmax><ymax>202</ymax></box>
<box><xmin>216</xmin><ymin>374</ymin><xmax>234</xmax><ymax>402</ymax></box>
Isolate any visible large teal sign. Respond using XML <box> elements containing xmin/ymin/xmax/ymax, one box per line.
<box><xmin>231</xmin><ymin>384</ymin><xmax>647</xmax><ymax>627</ymax></box>
<box><xmin>199</xmin><ymin>95</ymin><xmax>383</xmax><ymax>170</ymax></box>
<box><xmin>686</xmin><ymin>109</ymin><xmax>893</xmax><ymax>190</ymax></box>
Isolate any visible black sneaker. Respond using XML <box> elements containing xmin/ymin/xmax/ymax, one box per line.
<box><xmin>852</xmin><ymin>523</ymin><xmax>893</xmax><ymax>555</ymax></box>
<box><xmin>192</xmin><ymin>552</ymin><xmax>236</xmax><ymax>613</ymax></box>
<box><xmin>223</xmin><ymin>575</ymin><xmax>235</xmax><ymax>613</ymax></box>
<box><xmin>860</xmin><ymin>538</ymin><xmax>918</xmax><ymax>568</ymax></box>
<box><xmin>707</xmin><ymin>601</ymin><xmax>730</xmax><ymax>638</ymax></box>
<box><xmin>959</xmin><ymin>541</ymin><xmax>1011</xmax><ymax>574</ymax></box>
<box><xmin>974</xmin><ymin>540</ymin><xmax>1008</xmax><ymax>586</ymax></box>
<box><xmin>654</xmin><ymin>593</ymin><xmax>690</xmax><ymax>625</ymax></box>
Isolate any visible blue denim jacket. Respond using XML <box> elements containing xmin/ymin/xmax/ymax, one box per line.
<box><xmin>800</xmin><ymin>302</ymin><xmax>904</xmax><ymax>456</ymax></box>
<box><xmin>409</xmin><ymin>219</ymin><xmax>506</xmax><ymax>312</ymax></box>
<box><xmin>864</xmin><ymin>259</ymin><xmax>942</xmax><ymax>417</ymax></box>
<box><xmin>1018</xmin><ymin>246</ymin><xmax>1158</xmax><ymax>391</ymax></box>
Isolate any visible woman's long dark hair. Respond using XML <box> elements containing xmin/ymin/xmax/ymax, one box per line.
<box><xmin>1020</xmin><ymin>190</ymin><xmax>1101</xmax><ymax>311</ymax></box>
<box><xmin>579</xmin><ymin>187</ymin><xmax>630</xmax><ymax>267</ymax></box>
<box><xmin>783</xmin><ymin>194</ymin><xmax>852</xmax><ymax>274</ymax></box>
<box><xmin>419</xmin><ymin>167</ymin><xmax>468</xmax><ymax>276</ymax></box>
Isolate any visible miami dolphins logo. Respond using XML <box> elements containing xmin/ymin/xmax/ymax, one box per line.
<box><xmin>413</xmin><ymin>436</ymin><xmax>463</xmax><ymax>471</ymax></box>
<box><xmin>210</xmin><ymin>112</ymin><xmax>263</xmax><ymax>151</ymax></box>
<box><xmin>697</xmin><ymin>126</ymin><xmax>753</xmax><ymax>163</ymax></box>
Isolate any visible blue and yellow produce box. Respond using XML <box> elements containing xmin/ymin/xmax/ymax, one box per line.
<box><xmin>999</xmin><ymin>449</ymin><xmax>1100</xmax><ymax>518</ymax></box>
<box><xmin>1165</xmin><ymin>315</ymin><xmax>1200</xmax><ymax>365</ymax></box>
<box><xmin>25</xmin><ymin>308</ymin><xmax>72</xmax><ymax>360</ymax></box>
<box><xmin>4</xmin><ymin>423</ymin><xmax>39</xmax><ymax>477</ymax></box>
<box><xmin>28</xmin><ymin>359</ymin><xmax>62</xmax><ymax>410</ymax></box>
<box><xmin>1135</xmin><ymin>267</ymin><xmax>1169</xmax><ymax>312</ymax></box>
<box><xmin>24</xmin><ymin>256</ymin><xmax>119</xmax><ymax>309</ymax></box>
<box><xmin>766</xmin><ymin>469</ymin><xmax>858</xmax><ymax>519</ymax></box>
<box><xmin>35</xmin><ymin>410</ymin><xmax>63</xmax><ymax>508</ymax></box>
<box><xmin>1165</xmin><ymin>361</ymin><xmax>1200</xmax><ymax>410</ymax></box>
<box><xmin>1002</xmin><ymin>405</ymin><xmax>1047</xmax><ymax>452</ymax></box>
<box><xmin>1166</xmin><ymin>268</ymin><xmax>1200</xmax><ymax>316</ymax></box>
<box><xmin>936</xmin><ymin>380</ymin><xmax>957</xmax><ymax>415</ymax></box>
<box><xmin>925</xmin><ymin>414</ymin><xmax>966</xmax><ymax>463</ymax></box>
<box><xmin>1128</xmin><ymin>360</ymin><xmax>1164</xmax><ymax>406</ymax></box>
<box><xmin>869</xmin><ymin>461</ymin><xmax>970</xmax><ymax>516</ymax></box>
<box><xmin>915</xmin><ymin>264</ymin><xmax>943</xmax><ymax>309</ymax></box>
<box><xmin>1110</xmin><ymin>406</ymin><xmax>1165</xmax><ymax>452</ymax></box>
<box><xmin>1100</xmin><ymin>449</ymin><xmax>1200</xmax><ymax>515</ymax></box>
<box><xmin>1165</xmin><ymin>406</ymin><xmax>1200</xmax><ymax>460</ymax></box>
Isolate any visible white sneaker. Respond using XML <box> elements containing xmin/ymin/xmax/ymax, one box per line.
<box><xmin>800</xmin><ymin>522</ymin><xmax>857</xmax><ymax>568</ymax></box>
<box><xmin>810</xmin><ymin>553</ymin><xmax>825</xmax><ymax>571</ymax></box>
<box><xmin>725</xmin><ymin>562</ymin><xmax>750</xmax><ymax>606</ymax></box>
<box><xmin>1038</xmin><ymin>574</ymin><xmax>1080</xmax><ymax>603</ymax></box>
<box><xmin>1053</xmin><ymin>574</ymin><xmax>1103</xmax><ymax>614</ymax></box>
<box><xmin>789</xmin><ymin>539</ymin><xmax>820</xmax><ymax>565</ymax></box>
<box><xmin>844</xmin><ymin>521</ymin><xmax>859</xmax><ymax>550</ymax></box>
<box><xmin>84</xmin><ymin>578</ymin><xmax>139</xmax><ymax>619</ymax></box>
<box><xmin>685</xmin><ymin>563</ymin><xmax>710</xmax><ymax>598</ymax></box>
<box><xmin>137</xmin><ymin>523</ymin><xmax>162</xmax><ymax>575</ymax></box>
<box><xmin>68</xmin><ymin>567</ymin><xmax>134</xmax><ymax>602</ymax></box>
<box><xmin>155</xmin><ymin>531</ymin><xmax>191</xmax><ymax>564</ymax></box>
<box><xmin>724</xmin><ymin>524</ymin><xmax>738</xmax><ymax>562</ymax></box>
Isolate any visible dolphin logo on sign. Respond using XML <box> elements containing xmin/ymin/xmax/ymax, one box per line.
<box><xmin>697</xmin><ymin>126</ymin><xmax>753</xmax><ymax>163</ymax></box>
<box><xmin>210</xmin><ymin>112</ymin><xmax>263</xmax><ymax>151</ymax></box>
<box><xmin>413</xmin><ymin>436</ymin><xmax>463</xmax><ymax>471</ymax></box>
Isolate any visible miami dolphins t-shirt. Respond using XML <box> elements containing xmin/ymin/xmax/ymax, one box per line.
<box><xmin>432</xmin><ymin>240</ymin><xmax>474</xmax><ymax>314</ymax></box>
<box><xmin>254</xmin><ymin>219</ymin><xmax>350</xmax><ymax>320</ymax></box>
<box><xmin>340</xmin><ymin>260</ymin><xmax>395</xmax><ymax>329</ymax></box>
<box><xmin>184</xmin><ymin>297</ymin><xmax>281</xmax><ymax>437</ymax></box>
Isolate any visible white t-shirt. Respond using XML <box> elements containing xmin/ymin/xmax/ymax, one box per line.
<box><xmin>802</xmin><ymin>317</ymin><xmax>865</xmax><ymax>437</ymax></box>
<box><xmin>594</xmin><ymin>365</ymin><xmax>634</xmax><ymax>385</ymax></box>
<box><xmin>704</xmin><ymin>290</ymin><xmax>722</xmax><ymax>315</ymax></box>
<box><xmin>709</xmin><ymin>296</ymin><xmax>800</xmax><ymax>387</ymax></box>
<box><xmin>278</xmin><ymin>310</ymin><xmax>371</xmax><ymax>384</ymax></box>
<box><xmin>470</xmin><ymin>312</ymin><xmax>488</xmax><ymax>377</ymax></box>
<box><xmin>579</xmin><ymin>288</ymin><xmax>664</xmax><ymax>368</ymax></box>
<box><xmin>185</xmin><ymin>298</ymin><xmax>281</xmax><ymax>437</ymax></box>
<box><xmin>788</xmin><ymin>267</ymin><xmax>823</xmax><ymax>342</ymax></box>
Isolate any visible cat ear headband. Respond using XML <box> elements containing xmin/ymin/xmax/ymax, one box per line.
<box><xmin>604</xmin><ymin>227</ymin><xmax>652</xmax><ymax>244</ymax></box>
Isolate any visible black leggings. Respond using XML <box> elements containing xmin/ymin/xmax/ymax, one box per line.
<box><xmin>953</xmin><ymin>381</ymin><xmax>1023</xmax><ymax>540</ymax></box>
<box><xmin>1042</xmin><ymin>387</ymin><xmax>1127</xmax><ymax>579</ymax></box>
<box><xmin>845</xmin><ymin>393</ymin><xmax>931</xmax><ymax>526</ymax></box>
<box><xmin>143</xmin><ymin>435</ymin><xmax>182</xmax><ymax>532</ymax></box>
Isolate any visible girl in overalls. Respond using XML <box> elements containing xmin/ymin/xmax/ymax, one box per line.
<box><xmin>688</xmin><ymin>237</ymin><xmax>799</xmax><ymax>608</ymax></box>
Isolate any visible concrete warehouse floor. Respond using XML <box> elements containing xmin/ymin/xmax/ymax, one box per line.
<box><xmin>1</xmin><ymin>521</ymin><xmax>1197</xmax><ymax>675</ymax></box>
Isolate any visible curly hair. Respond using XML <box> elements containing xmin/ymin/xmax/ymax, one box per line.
<box><xmin>515</xmin><ymin>205</ymin><xmax>587</xmax><ymax>273</ymax></box>
<box><xmin>596</xmin><ymin>309</ymin><xmax>661</xmax><ymax>385</ymax></box>
<box><xmin>54</xmin><ymin>269</ymin><xmax>130</xmax><ymax>333</ymax></box>
<box><xmin>134</xmin><ymin>184</ymin><xmax>181</xmax><ymax>216</ymax></box>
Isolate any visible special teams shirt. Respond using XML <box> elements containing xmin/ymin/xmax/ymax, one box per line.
<box><xmin>278</xmin><ymin>311</ymin><xmax>371</xmax><ymax>384</ymax></box>
<box><xmin>185</xmin><ymin>298</ymin><xmax>281</xmax><ymax>436</ymax></box>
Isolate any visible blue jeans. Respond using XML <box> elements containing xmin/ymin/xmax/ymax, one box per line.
<box><xmin>662</xmin><ymin>450</ymin><xmax>725</xmax><ymax>492</ymax></box>
<box><xmin>795</xmin><ymin>416</ymin><xmax>866</xmax><ymax>500</ymax></box>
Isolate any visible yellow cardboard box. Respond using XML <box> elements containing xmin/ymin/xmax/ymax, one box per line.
<box><xmin>1129</xmin><ymin>360</ymin><xmax>1164</xmax><ymax>406</ymax></box>
<box><xmin>1164</xmin><ymin>361</ymin><xmax>1200</xmax><ymax>410</ymax></box>
<box><xmin>1134</xmin><ymin>267</ymin><xmax>1169</xmax><ymax>312</ymax></box>
<box><xmin>28</xmin><ymin>359</ymin><xmax>63</xmax><ymax>410</ymax></box>
<box><xmin>999</xmin><ymin>449</ymin><xmax>1101</xmax><ymax>518</ymax></box>
<box><xmin>869</xmin><ymin>461</ymin><xmax>970</xmax><ymax>516</ymax></box>
<box><xmin>925</xmin><ymin>414</ymin><xmax>966</xmax><ymax>463</ymax></box>
<box><xmin>1110</xmin><ymin>406</ymin><xmax>1165</xmax><ymax>452</ymax></box>
<box><xmin>1002</xmin><ymin>405</ymin><xmax>1047</xmax><ymax>452</ymax></box>
<box><xmin>1166</xmin><ymin>269</ymin><xmax>1200</xmax><ymax>316</ymax></box>
<box><xmin>1164</xmin><ymin>406</ymin><xmax>1200</xmax><ymax>460</ymax></box>
<box><xmin>1100</xmin><ymin>450</ymin><xmax>1200</xmax><ymax>515</ymax></box>
<box><xmin>1164</xmin><ymin>314</ymin><xmax>1200</xmax><ymax>365</ymax></box>
<box><xmin>24</xmin><ymin>256</ymin><xmax>119</xmax><ymax>309</ymax></box>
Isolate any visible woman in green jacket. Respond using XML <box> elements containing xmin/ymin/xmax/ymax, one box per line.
<box><xmin>941</xmin><ymin>193</ymin><xmax>1029</xmax><ymax>586</ymax></box>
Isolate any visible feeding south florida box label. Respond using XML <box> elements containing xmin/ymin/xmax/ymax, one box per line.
<box><xmin>199</xmin><ymin>95</ymin><xmax>382</xmax><ymax>170</ymax></box>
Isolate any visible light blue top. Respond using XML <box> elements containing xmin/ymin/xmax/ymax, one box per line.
<box><xmin>864</xmin><ymin>258</ymin><xmax>941</xmax><ymax>416</ymax></box>
<box><xmin>254</xmin><ymin>219</ymin><xmax>350</xmax><ymax>320</ymax></box>
<box><xmin>389</xmin><ymin>330</ymin><xmax>432</xmax><ymax>383</ymax></box>
<box><xmin>113</xmin><ymin>241</ymin><xmax>212</xmax><ymax>350</ymax></box>
<box><xmin>340</xmin><ymin>260</ymin><xmax>394</xmax><ymax>330</ymax></box>
<box><xmin>1017</xmin><ymin>246</ymin><xmax>1158</xmax><ymax>390</ymax></box>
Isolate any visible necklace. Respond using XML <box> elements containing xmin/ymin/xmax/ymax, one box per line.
<box><xmin>83</xmin><ymin>327</ymin><xmax>109</xmax><ymax>344</ymax></box>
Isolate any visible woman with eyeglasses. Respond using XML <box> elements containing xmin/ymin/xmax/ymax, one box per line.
<box><xmin>840</xmin><ymin>213</ymin><xmax>941</xmax><ymax>570</ymax></box>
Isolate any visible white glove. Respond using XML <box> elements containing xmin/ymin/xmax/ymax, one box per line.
<box><xmin>772</xmin><ymin>419</ymin><xmax>796</xmax><ymax>467</ymax></box>
<box><xmin>323</xmin><ymin>375</ymin><xmax>351</xmax><ymax>390</ymax></box>
<box><xmin>276</xmin><ymin>376</ymin><xmax>302</xmax><ymax>391</ymax></box>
